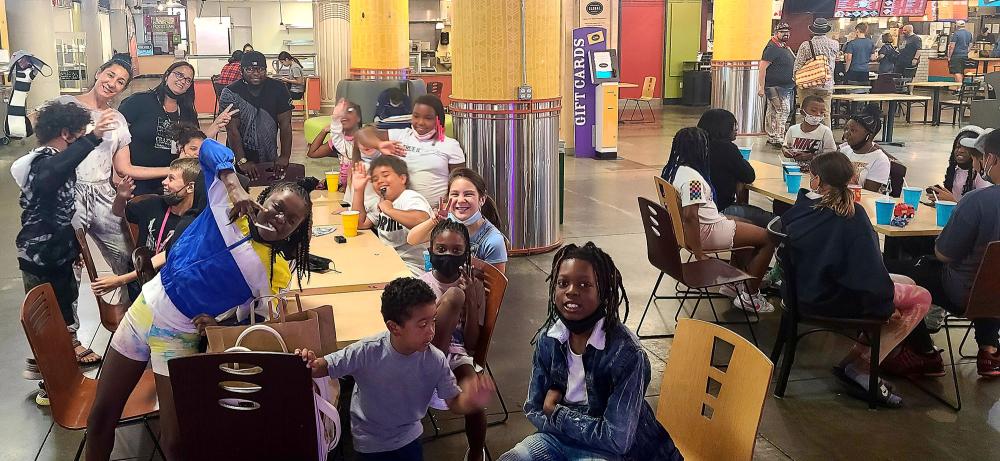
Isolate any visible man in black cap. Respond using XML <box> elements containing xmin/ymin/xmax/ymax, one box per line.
<box><xmin>895</xmin><ymin>24</ymin><xmax>923</xmax><ymax>78</ymax></box>
<box><xmin>759</xmin><ymin>22</ymin><xmax>794</xmax><ymax>146</ymax></box>
<box><xmin>793</xmin><ymin>17</ymin><xmax>839</xmax><ymax>126</ymax></box>
<box><xmin>219</xmin><ymin>50</ymin><xmax>293</xmax><ymax>180</ymax></box>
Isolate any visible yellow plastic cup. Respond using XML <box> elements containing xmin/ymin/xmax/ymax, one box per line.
<box><xmin>324</xmin><ymin>171</ymin><xmax>340</xmax><ymax>199</ymax></box>
<box><xmin>341</xmin><ymin>210</ymin><xmax>360</xmax><ymax>237</ymax></box>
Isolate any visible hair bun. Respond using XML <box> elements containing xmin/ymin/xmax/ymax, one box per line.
<box><xmin>297</xmin><ymin>176</ymin><xmax>320</xmax><ymax>193</ymax></box>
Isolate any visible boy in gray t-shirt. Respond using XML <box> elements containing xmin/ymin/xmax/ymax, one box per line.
<box><xmin>297</xmin><ymin>277</ymin><xmax>494</xmax><ymax>459</ymax></box>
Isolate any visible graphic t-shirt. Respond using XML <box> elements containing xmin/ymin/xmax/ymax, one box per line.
<box><xmin>50</xmin><ymin>95</ymin><xmax>131</xmax><ymax>184</ymax></box>
<box><xmin>125</xmin><ymin>196</ymin><xmax>195</xmax><ymax>253</ymax></box>
<box><xmin>784</xmin><ymin>123</ymin><xmax>837</xmax><ymax>155</ymax></box>
<box><xmin>365</xmin><ymin>189</ymin><xmax>433</xmax><ymax>275</ymax></box>
<box><xmin>119</xmin><ymin>91</ymin><xmax>199</xmax><ymax>195</ymax></box>
<box><xmin>839</xmin><ymin>144</ymin><xmax>891</xmax><ymax>187</ymax></box>
<box><xmin>667</xmin><ymin>165</ymin><xmax>727</xmax><ymax>226</ymax></box>
<box><xmin>219</xmin><ymin>78</ymin><xmax>293</xmax><ymax>163</ymax></box>
<box><xmin>388</xmin><ymin>128</ymin><xmax>466</xmax><ymax>207</ymax></box>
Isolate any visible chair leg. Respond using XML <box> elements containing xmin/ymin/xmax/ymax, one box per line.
<box><xmin>868</xmin><ymin>328</ymin><xmax>881</xmax><ymax>410</ymax></box>
<box><xmin>773</xmin><ymin>322</ymin><xmax>798</xmax><ymax>398</ymax></box>
<box><xmin>486</xmin><ymin>363</ymin><xmax>509</xmax><ymax>425</ymax></box>
<box><xmin>74</xmin><ymin>431</ymin><xmax>87</xmax><ymax>461</ymax></box>
<box><xmin>770</xmin><ymin>311</ymin><xmax>790</xmax><ymax>364</ymax></box>
<box><xmin>943</xmin><ymin>316</ymin><xmax>963</xmax><ymax>411</ymax></box>
<box><xmin>143</xmin><ymin>418</ymin><xmax>164</xmax><ymax>461</ymax></box>
<box><xmin>740</xmin><ymin>283</ymin><xmax>758</xmax><ymax>346</ymax></box>
<box><xmin>637</xmin><ymin>273</ymin><xmax>664</xmax><ymax>335</ymax></box>
<box><xmin>959</xmin><ymin>323</ymin><xmax>977</xmax><ymax>359</ymax></box>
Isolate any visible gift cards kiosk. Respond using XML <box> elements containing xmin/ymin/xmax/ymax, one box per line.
<box><xmin>572</xmin><ymin>27</ymin><xmax>620</xmax><ymax>160</ymax></box>
<box><xmin>588</xmin><ymin>49</ymin><xmax>619</xmax><ymax>159</ymax></box>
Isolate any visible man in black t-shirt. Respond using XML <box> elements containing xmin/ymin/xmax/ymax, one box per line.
<box><xmin>895</xmin><ymin>25</ymin><xmax>923</xmax><ymax>77</ymax></box>
<box><xmin>759</xmin><ymin>23</ymin><xmax>795</xmax><ymax>146</ymax></box>
<box><xmin>219</xmin><ymin>51</ymin><xmax>293</xmax><ymax>181</ymax></box>
<box><xmin>115</xmin><ymin>158</ymin><xmax>199</xmax><ymax>254</ymax></box>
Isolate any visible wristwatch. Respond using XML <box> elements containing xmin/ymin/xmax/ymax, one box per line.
<box><xmin>237</xmin><ymin>158</ymin><xmax>249</xmax><ymax>167</ymax></box>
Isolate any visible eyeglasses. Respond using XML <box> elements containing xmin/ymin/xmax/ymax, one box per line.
<box><xmin>244</xmin><ymin>66</ymin><xmax>266</xmax><ymax>74</ymax></box>
<box><xmin>170</xmin><ymin>71</ymin><xmax>193</xmax><ymax>86</ymax></box>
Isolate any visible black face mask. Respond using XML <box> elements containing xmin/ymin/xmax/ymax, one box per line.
<box><xmin>555</xmin><ymin>306</ymin><xmax>605</xmax><ymax>334</ymax></box>
<box><xmin>162</xmin><ymin>191</ymin><xmax>185</xmax><ymax>206</ymax></box>
<box><xmin>430</xmin><ymin>253</ymin><xmax>466</xmax><ymax>278</ymax></box>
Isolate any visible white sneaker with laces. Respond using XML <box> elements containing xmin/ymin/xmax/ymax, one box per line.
<box><xmin>718</xmin><ymin>283</ymin><xmax>740</xmax><ymax>299</ymax></box>
<box><xmin>733</xmin><ymin>292</ymin><xmax>775</xmax><ymax>313</ymax></box>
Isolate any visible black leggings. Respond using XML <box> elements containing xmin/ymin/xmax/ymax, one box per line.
<box><xmin>884</xmin><ymin>258</ymin><xmax>1000</xmax><ymax>350</ymax></box>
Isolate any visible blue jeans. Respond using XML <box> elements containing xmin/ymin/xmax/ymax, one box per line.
<box><xmin>357</xmin><ymin>439</ymin><xmax>423</xmax><ymax>461</ymax></box>
<box><xmin>499</xmin><ymin>433</ymin><xmax>621</xmax><ymax>461</ymax></box>
<box><xmin>722</xmin><ymin>204</ymin><xmax>776</xmax><ymax>229</ymax></box>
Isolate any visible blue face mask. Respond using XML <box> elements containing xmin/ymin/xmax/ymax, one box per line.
<box><xmin>448</xmin><ymin>210</ymin><xmax>483</xmax><ymax>226</ymax></box>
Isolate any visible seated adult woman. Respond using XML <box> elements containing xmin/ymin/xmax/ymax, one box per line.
<box><xmin>782</xmin><ymin>151</ymin><xmax>931</xmax><ymax>407</ymax></box>
<box><xmin>928</xmin><ymin>126</ymin><xmax>992</xmax><ymax>203</ymax></box>
<box><xmin>697</xmin><ymin>108</ymin><xmax>774</xmax><ymax>228</ymax></box>
<box><xmin>355</xmin><ymin>94</ymin><xmax>465</xmax><ymax>207</ymax></box>
<box><xmin>118</xmin><ymin>61</ymin><xmax>236</xmax><ymax>195</ymax></box>
<box><xmin>839</xmin><ymin>104</ymin><xmax>892</xmax><ymax>194</ymax></box>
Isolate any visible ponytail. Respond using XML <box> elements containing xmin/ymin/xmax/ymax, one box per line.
<box><xmin>815</xmin><ymin>186</ymin><xmax>856</xmax><ymax>217</ymax></box>
<box><xmin>481</xmin><ymin>195</ymin><xmax>502</xmax><ymax>227</ymax></box>
<box><xmin>809</xmin><ymin>152</ymin><xmax>857</xmax><ymax>218</ymax></box>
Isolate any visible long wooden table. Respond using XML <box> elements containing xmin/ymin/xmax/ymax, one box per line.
<box><xmin>747</xmin><ymin>177</ymin><xmax>942</xmax><ymax>237</ymax></box>
<box><xmin>830</xmin><ymin>93</ymin><xmax>931</xmax><ymax>146</ymax></box>
<box><xmin>749</xmin><ymin>159</ymin><xmax>785</xmax><ymax>180</ymax></box>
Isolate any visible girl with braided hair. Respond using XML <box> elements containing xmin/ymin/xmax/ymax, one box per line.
<box><xmin>501</xmin><ymin>242</ymin><xmax>682</xmax><ymax>461</ymax></box>
<box><xmin>662</xmin><ymin>127</ymin><xmax>777</xmax><ymax>313</ymax></box>
<box><xmin>839</xmin><ymin>103</ymin><xmax>892</xmax><ymax>193</ymax></box>
<box><xmin>930</xmin><ymin>126</ymin><xmax>992</xmax><ymax>203</ymax></box>
<box><xmin>86</xmin><ymin>138</ymin><xmax>316</xmax><ymax>460</ymax></box>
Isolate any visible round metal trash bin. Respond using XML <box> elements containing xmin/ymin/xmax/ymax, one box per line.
<box><xmin>711</xmin><ymin>61</ymin><xmax>766</xmax><ymax>135</ymax></box>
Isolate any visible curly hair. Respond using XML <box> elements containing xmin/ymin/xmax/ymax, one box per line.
<box><xmin>254</xmin><ymin>176</ymin><xmax>318</xmax><ymax>288</ymax></box>
<box><xmin>534</xmin><ymin>242</ymin><xmax>628</xmax><ymax>341</ymax></box>
<box><xmin>35</xmin><ymin>102</ymin><xmax>92</xmax><ymax>144</ymax></box>
<box><xmin>381</xmin><ymin>277</ymin><xmax>437</xmax><ymax>325</ymax></box>
<box><xmin>171</xmin><ymin>121</ymin><xmax>206</xmax><ymax>149</ymax></box>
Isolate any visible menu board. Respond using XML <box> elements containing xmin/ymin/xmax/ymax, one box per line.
<box><xmin>880</xmin><ymin>0</ymin><xmax>927</xmax><ymax>16</ymax></box>
<box><xmin>834</xmin><ymin>0</ymin><xmax>880</xmax><ymax>18</ymax></box>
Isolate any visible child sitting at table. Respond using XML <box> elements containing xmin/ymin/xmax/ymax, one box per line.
<box><xmin>662</xmin><ymin>127</ymin><xmax>777</xmax><ymax>313</ymax></box>
<box><xmin>839</xmin><ymin>104</ymin><xmax>892</xmax><ymax>193</ymax></box>
<box><xmin>306</xmin><ymin>99</ymin><xmax>367</xmax><ymax>195</ymax></box>
<box><xmin>928</xmin><ymin>126</ymin><xmax>992</xmax><ymax>203</ymax></box>
<box><xmin>351</xmin><ymin>155</ymin><xmax>433</xmax><ymax>275</ymax></box>
<box><xmin>419</xmin><ymin>219</ymin><xmax>489</xmax><ymax>461</ymax></box>
<box><xmin>783</xmin><ymin>95</ymin><xmax>837</xmax><ymax>162</ymax></box>
<box><xmin>500</xmin><ymin>242</ymin><xmax>682</xmax><ymax>461</ymax></box>
<box><xmin>782</xmin><ymin>151</ymin><xmax>931</xmax><ymax>407</ymax></box>
<box><xmin>407</xmin><ymin>168</ymin><xmax>508</xmax><ymax>273</ymax></box>
<box><xmin>296</xmin><ymin>277</ymin><xmax>494</xmax><ymax>461</ymax></box>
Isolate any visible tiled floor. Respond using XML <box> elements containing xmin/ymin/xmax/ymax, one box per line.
<box><xmin>1</xmin><ymin>104</ymin><xmax>995</xmax><ymax>460</ymax></box>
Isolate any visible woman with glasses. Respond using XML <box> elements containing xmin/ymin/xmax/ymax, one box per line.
<box><xmin>118</xmin><ymin>61</ymin><xmax>236</xmax><ymax>195</ymax></box>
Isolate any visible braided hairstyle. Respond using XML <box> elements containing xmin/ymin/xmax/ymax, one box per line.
<box><xmin>429</xmin><ymin>219</ymin><xmax>471</xmax><ymax>266</ymax></box>
<box><xmin>944</xmin><ymin>128</ymin><xmax>983</xmax><ymax>196</ymax></box>
<box><xmin>254</xmin><ymin>176</ymin><xmax>318</xmax><ymax>288</ymax></box>
<box><xmin>534</xmin><ymin>242</ymin><xmax>628</xmax><ymax>342</ymax></box>
<box><xmin>848</xmin><ymin>103</ymin><xmax>883</xmax><ymax>138</ymax></box>
<box><xmin>662</xmin><ymin>127</ymin><xmax>715</xmax><ymax>198</ymax></box>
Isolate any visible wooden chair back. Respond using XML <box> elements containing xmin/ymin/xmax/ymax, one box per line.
<box><xmin>169</xmin><ymin>352</ymin><xmax>321</xmax><ymax>461</ymax></box>
<box><xmin>247</xmin><ymin>162</ymin><xmax>306</xmax><ymax>187</ymax></box>
<box><xmin>656</xmin><ymin>318</ymin><xmax>773</xmax><ymax>461</ymax></box>
<box><xmin>888</xmin><ymin>160</ymin><xmax>906</xmax><ymax>198</ymax></box>
<box><xmin>75</xmin><ymin>228</ymin><xmax>128</xmax><ymax>332</ymax></box>
<box><xmin>964</xmin><ymin>241</ymin><xmax>1000</xmax><ymax>319</ymax></box>
<box><xmin>473</xmin><ymin>262</ymin><xmax>508</xmax><ymax>368</ymax></box>
<box><xmin>638</xmin><ymin>197</ymin><xmax>685</xmax><ymax>283</ymax></box>
<box><xmin>871</xmin><ymin>73</ymin><xmax>900</xmax><ymax>94</ymax></box>
<box><xmin>125</xmin><ymin>194</ymin><xmax>157</xmax><ymax>248</ymax></box>
<box><xmin>132</xmin><ymin>245</ymin><xmax>156</xmax><ymax>286</ymax></box>
<box><xmin>653</xmin><ymin>176</ymin><xmax>687</xmax><ymax>248</ymax></box>
<box><xmin>640</xmin><ymin>76</ymin><xmax>657</xmax><ymax>100</ymax></box>
<box><xmin>427</xmin><ymin>81</ymin><xmax>444</xmax><ymax>97</ymax></box>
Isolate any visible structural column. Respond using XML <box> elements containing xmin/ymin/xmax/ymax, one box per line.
<box><xmin>349</xmin><ymin>0</ymin><xmax>408</xmax><ymax>80</ymax></box>
<box><xmin>315</xmin><ymin>0</ymin><xmax>350</xmax><ymax>112</ymax></box>
<box><xmin>81</xmin><ymin>0</ymin><xmax>105</xmax><ymax>78</ymax></box>
<box><xmin>710</xmin><ymin>0</ymin><xmax>771</xmax><ymax>135</ymax></box>
<box><xmin>451</xmin><ymin>0</ymin><xmax>561</xmax><ymax>255</ymax></box>
<box><xmin>6</xmin><ymin>0</ymin><xmax>59</xmax><ymax>107</ymax></box>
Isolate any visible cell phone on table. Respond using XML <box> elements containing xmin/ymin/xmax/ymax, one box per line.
<box><xmin>334</xmin><ymin>236</ymin><xmax>347</xmax><ymax>244</ymax></box>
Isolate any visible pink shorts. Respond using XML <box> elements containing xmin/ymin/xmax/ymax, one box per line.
<box><xmin>700</xmin><ymin>219</ymin><xmax>737</xmax><ymax>251</ymax></box>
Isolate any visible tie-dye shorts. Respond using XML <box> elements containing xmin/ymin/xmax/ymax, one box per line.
<box><xmin>110</xmin><ymin>294</ymin><xmax>201</xmax><ymax>375</ymax></box>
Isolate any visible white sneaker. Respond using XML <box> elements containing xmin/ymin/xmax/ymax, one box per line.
<box><xmin>718</xmin><ymin>283</ymin><xmax>740</xmax><ymax>299</ymax></box>
<box><xmin>464</xmin><ymin>448</ymin><xmax>486</xmax><ymax>461</ymax></box>
<box><xmin>733</xmin><ymin>292</ymin><xmax>775</xmax><ymax>313</ymax></box>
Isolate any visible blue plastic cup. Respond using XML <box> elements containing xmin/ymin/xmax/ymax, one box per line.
<box><xmin>875</xmin><ymin>198</ymin><xmax>896</xmax><ymax>225</ymax></box>
<box><xmin>781</xmin><ymin>161</ymin><xmax>796</xmax><ymax>182</ymax></box>
<box><xmin>786</xmin><ymin>172</ymin><xmax>803</xmax><ymax>193</ymax></box>
<box><xmin>739</xmin><ymin>147</ymin><xmax>752</xmax><ymax>161</ymax></box>
<box><xmin>902</xmin><ymin>187</ymin><xmax>922</xmax><ymax>211</ymax></box>
<box><xmin>784</xmin><ymin>165</ymin><xmax>801</xmax><ymax>184</ymax></box>
<box><xmin>936</xmin><ymin>200</ymin><xmax>957</xmax><ymax>227</ymax></box>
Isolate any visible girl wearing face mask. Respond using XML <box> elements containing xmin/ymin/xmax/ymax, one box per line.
<box><xmin>417</xmin><ymin>219</ymin><xmax>490</xmax><ymax>461</ymax></box>
<box><xmin>118</xmin><ymin>61</ymin><xmax>236</xmax><ymax>196</ymax></box>
<box><xmin>928</xmin><ymin>127</ymin><xmax>992</xmax><ymax>203</ymax></box>
<box><xmin>500</xmin><ymin>242</ymin><xmax>683</xmax><ymax>461</ymax></box>
<box><xmin>838</xmin><ymin>104</ymin><xmax>892</xmax><ymax>193</ymax></box>
<box><xmin>407</xmin><ymin>168</ymin><xmax>508</xmax><ymax>273</ymax></box>
<box><xmin>782</xmin><ymin>152</ymin><xmax>931</xmax><ymax>407</ymax></box>
<box><xmin>355</xmin><ymin>94</ymin><xmax>467</xmax><ymax>208</ymax></box>
<box><xmin>782</xmin><ymin>95</ymin><xmax>837</xmax><ymax>162</ymax></box>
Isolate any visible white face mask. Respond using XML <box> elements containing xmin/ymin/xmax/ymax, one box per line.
<box><xmin>803</xmin><ymin>113</ymin><xmax>825</xmax><ymax>126</ymax></box>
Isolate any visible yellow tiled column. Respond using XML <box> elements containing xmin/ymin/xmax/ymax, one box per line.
<box><xmin>349</xmin><ymin>0</ymin><xmax>408</xmax><ymax>79</ymax></box>
<box><xmin>710</xmin><ymin>0</ymin><xmax>772</xmax><ymax>134</ymax></box>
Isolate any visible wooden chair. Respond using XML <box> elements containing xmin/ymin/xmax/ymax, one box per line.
<box><xmin>621</xmin><ymin>76</ymin><xmax>657</xmax><ymax>123</ymax></box>
<box><xmin>210</xmin><ymin>74</ymin><xmax>224</xmax><ymax>118</ymax></box>
<box><xmin>124</xmin><ymin>194</ymin><xmax>157</xmax><ymax>249</ymax></box>
<box><xmin>766</xmin><ymin>219</ymin><xmax>889</xmax><ymax>410</ymax></box>
<box><xmin>657</xmin><ymin>319</ymin><xmax>773</xmax><ymax>461</ymax></box>
<box><xmin>76</xmin><ymin>228</ymin><xmax>128</xmax><ymax>333</ymax></box>
<box><xmin>427</xmin><ymin>81</ymin><xmax>443</xmax><ymax>98</ymax></box>
<box><xmin>636</xmin><ymin>197</ymin><xmax>759</xmax><ymax>343</ymax></box>
<box><xmin>132</xmin><ymin>245</ymin><xmax>156</xmax><ymax>286</ymax></box>
<box><xmin>21</xmin><ymin>283</ymin><xmax>161</xmax><ymax>461</ymax></box>
<box><xmin>246</xmin><ymin>162</ymin><xmax>306</xmax><ymax>187</ymax></box>
<box><xmin>653</xmin><ymin>177</ymin><xmax>753</xmax><ymax>257</ymax></box>
<box><xmin>169</xmin><ymin>352</ymin><xmax>323</xmax><ymax>461</ymax></box>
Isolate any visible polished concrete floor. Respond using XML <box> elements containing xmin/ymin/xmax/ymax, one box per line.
<box><xmin>1</xmin><ymin>104</ymin><xmax>995</xmax><ymax>460</ymax></box>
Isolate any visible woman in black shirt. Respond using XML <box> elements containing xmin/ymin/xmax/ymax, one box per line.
<box><xmin>698</xmin><ymin>109</ymin><xmax>773</xmax><ymax>228</ymax></box>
